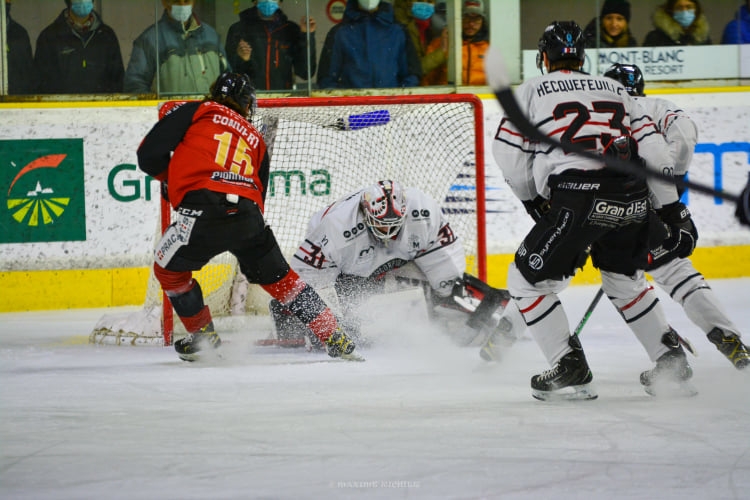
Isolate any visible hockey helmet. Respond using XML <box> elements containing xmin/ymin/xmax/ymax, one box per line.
<box><xmin>536</xmin><ymin>21</ymin><xmax>586</xmax><ymax>71</ymax></box>
<box><xmin>604</xmin><ymin>63</ymin><xmax>645</xmax><ymax>97</ymax></box>
<box><xmin>360</xmin><ymin>180</ymin><xmax>408</xmax><ymax>242</ymax></box>
<box><xmin>210</xmin><ymin>72</ymin><xmax>257</xmax><ymax>119</ymax></box>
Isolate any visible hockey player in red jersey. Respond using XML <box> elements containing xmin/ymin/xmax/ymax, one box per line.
<box><xmin>137</xmin><ymin>72</ymin><xmax>357</xmax><ymax>361</ymax></box>
<box><xmin>604</xmin><ymin>63</ymin><xmax>749</xmax><ymax>369</ymax></box>
<box><xmin>493</xmin><ymin>21</ymin><xmax>697</xmax><ymax>400</ymax></box>
<box><xmin>269</xmin><ymin>180</ymin><xmax>515</xmax><ymax>348</ymax></box>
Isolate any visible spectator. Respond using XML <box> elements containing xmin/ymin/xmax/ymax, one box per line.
<box><xmin>34</xmin><ymin>0</ymin><xmax>124</xmax><ymax>93</ymax></box>
<box><xmin>461</xmin><ymin>0</ymin><xmax>488</xmax><ymax>85</ymax></box>
<box><xmin>721</xmin><ymin>0</ymin><xmax>750</xmax><ymax>44</ymax></box>
<box><xmin>643</xmin><ymin>0</ymin><xmax>712</xmax><ymax>46</ymax></box>
<box><xmin>124</xmin><ymin>0</ymin><xmax>228</xmax><ymax>95</ymax></box>
<box><xmin>393</xmin><ymin>0</ymin><xmax>448</xmax><ymax>86</ymax></box>
<box><xmin>5</xmin><ymin>0</ymin><xmax>35</xmax><ymax>94</ymax></box>
<box><xmin>584</xmin><ymin>0</ymin><xmax>638</xmax><ymax>48</ymax></box>
<box><xmin>317</xmin><ymin>0</ymin><xmax>420</xmax><ymax>89</ymax></box>
<box><xmin>224</xmin><ymin>0</ymin><xmax>317</xmax><ymax>91</ymax></box>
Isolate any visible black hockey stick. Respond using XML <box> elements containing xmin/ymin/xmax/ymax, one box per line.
<box><xmin>484</xmin><ymin>46</ymin><xmax>738</xmax><ymax>204</ymax></box>
<box><xmin>573</xmin><ymin>287</ymin><xmax>605</xmax><ymax>337</ymax></box>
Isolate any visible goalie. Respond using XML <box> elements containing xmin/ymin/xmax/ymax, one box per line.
<box><xmin>269</xmin><ymin>179</ymin><xmax>518</xmax><ymax>348</ymax></box>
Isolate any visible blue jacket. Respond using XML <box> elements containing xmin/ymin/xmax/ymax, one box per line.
<box><xmin>318</xmin><ymin>0</ymin><xmax>419</xmax><ymax>89</ymax></box>
<box><xmin>721</xmin><ymin>5</ymin><xmax>750</xmax><ymax>44</ymax></box>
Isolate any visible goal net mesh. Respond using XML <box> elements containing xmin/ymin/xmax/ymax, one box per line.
<box><xmin>90</xmin><ymin>94</ymin><xmax>485</xmax><ymax>346</ymax></box>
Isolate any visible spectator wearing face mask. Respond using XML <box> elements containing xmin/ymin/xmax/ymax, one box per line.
<box><xmin>34</xmin><ymin>0</ymin><xmax>124</xmax><ymax>93</ymax></box>
<box><xmin>225</xmin><ymin>0</ymin><xmax>317</xmax><ymax>91</ymax></box>
<box><xmin>124</xmin><ymin>0</ymin><xmax>228</xmax><ymax>94</ymax></box>
<box><xmin>393</xmin><ymin>0</ymin><xmax>447</xmax><ymax>86</ymax></box>
<box><xmin>643</xmin><ymin>0</ymin><xmax>712</xmax><ymax>46</ymax></box>
<box><xmin>317</xmin><ymin>0</ymin><xmax>420</xmax><ymax>89</ymax></box>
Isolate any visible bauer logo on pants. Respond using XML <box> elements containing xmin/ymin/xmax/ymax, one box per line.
<box><xmin>1</xmin><ymin>139</ymin><xmax>86</xmax><ymax>243</ymax></box>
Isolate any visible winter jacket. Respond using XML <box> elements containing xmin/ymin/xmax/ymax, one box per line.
<box><xmin>721</xmin><ymin>4</ymin><xmax>750</xmax><ymax>44</ymax></box>
<box><xmin>462</xmin><ymin>20</ymin><xmax>488</xmax><ymax>85</ymax></box>
<box><xmin>318</xmin><ymin>0</ymin><xmax>420</xmax><ymax>89</ymax></box>
<box><xmin>124</xmin><ymin>11</ymin><xmax>228</xmax><ymax>95</ymax></box>
<box><xmin>34</xmin><ymin>9</ymin><xmax>123</xmax><ymax>93</ymax></box>
<box><xmin>225</xmin><ymin>7</ymin><xmax>316</xmax><ymax>90</ymax></box>
<box><xmin>583</xmin><ymin>17</ymin><xmax>638</xmax><ymax>48</ymax></box>
<box><xmin>643</xmin><ymin>6</ymin><xmax>712</xmax><ymax>46</ymax></box>
<box><xmin>6</xmin><ymin>11</ymin><xmax>36</xmax><ymax>94</ymax></box>
<box><xmin>393</xmin><ymin>0</ymin><xmax>445</xmax><ymax>84</ymax></box>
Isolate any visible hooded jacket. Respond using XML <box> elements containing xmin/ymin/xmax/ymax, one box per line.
<box><xmin>721</xmin><ymin>4</ymin><xmax>750</xmax><ymax>44</ymax></box>
<box><xmin>34</xmin><ymin>8</ymin><xmax>124</xmax><ymax>93</ymax></box>
<box><xmin>318</xmin><ymin>0</ymin><xmax>420</xmax><ymax>89</ymax></box>
<box><xmin>643</xmin><ymin>5</ymin><xmax>712</xmax><ymax>46</ymax></box>
<box><xmin>462</xmin><ymin>16</ymin><xmax>489</xmax><ymax>85</ymax></box>
<box><xmin>124</xmin><ymin>11</ymin><xmax>227</xmax><ymax>94</ymax></box>
<box><xmin>225</xmin><ymin>6</ymin><xmax>316</xmax><ymax>90</ymax></box>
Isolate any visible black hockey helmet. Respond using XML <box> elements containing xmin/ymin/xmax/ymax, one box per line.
<box><xmin>536</xmin><ymin>21</ymin><xmax>586</xmax><ymax>72</ymax></box>
<box><xmin>604</xmin><ymin>63</ymin><xmax>645</xmax><ymax>97</ymax></box>
<box><xmin>210</xmin><ymin>72</ymin><xmax>257</xmax><ymax>119</ymax></box>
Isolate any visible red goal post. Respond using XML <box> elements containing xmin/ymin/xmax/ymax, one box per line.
<box><xmin>92</xmin><ymin>94</ymin><xmax>486</xmax><ymax>347</ymax></box>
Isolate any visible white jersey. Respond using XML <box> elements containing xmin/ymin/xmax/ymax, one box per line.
<box><xmin>291</xmin><ymin>187</ymin><xmax>465</xmax><ymax>297</ymax></box>
<box><xmin>492</xmin><ymin>69</ymin><xmax>678</xmax><ymax>207</ymax></box>
<box><xmin>635</xmin><ymin>95</ymin><xmax>698</xmax><ymax>177</ymax></box>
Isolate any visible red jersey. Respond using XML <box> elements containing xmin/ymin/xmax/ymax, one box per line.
<box><xmin>138</xmin><ymin>100</ymin><xmax>269</xmax><ymax>211</ymax></box>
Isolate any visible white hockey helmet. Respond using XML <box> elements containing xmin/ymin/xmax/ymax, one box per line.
<box><xmin>360</xmin><ymin>180</ymin><xmax>407</xmax><ymax>241</ymax></box>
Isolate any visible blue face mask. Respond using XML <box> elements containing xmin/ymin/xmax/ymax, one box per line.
<box><xmin>411</xmin><ymin>2</ymin><xmax>435</xmax><ymax>21</ymax></box>
<box><xmin>70</xmin><ymin>1</ymin><xmax>94</xmax><ymax>18</ymax></box>
<box><xmin>257</xmin><ymin>1</ymin><xmax>280</xmax><ymax>18</ymax></box>
<box><xmin>673</xmin><ymin>9</ymin><xmax>696</xmax><ymax>28</ymax></box>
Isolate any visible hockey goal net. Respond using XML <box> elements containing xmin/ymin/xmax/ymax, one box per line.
<box><xmin>90</xmin><ymin>94</ymin><xmax>485</xmax><ymax>346</ymax></box>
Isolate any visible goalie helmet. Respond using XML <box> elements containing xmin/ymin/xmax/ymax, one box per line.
<box><xmin>210</xmin><ymin>72</ymin><xmax>257</xmax><ymax>119</ymax></box>
<box><xmin>603</xmin><ymin>63</ymin><xmax>645</xmax><ymax>97</ymax></box>
<box><xmin>360</xmin><ymin>180</ymin><xmax>407</xmax><ymax>242</ymax></box>
<box><xmin>536</xmin><ymin>21</ymin><xmax>586</xmax><ymax>72</ymax></box>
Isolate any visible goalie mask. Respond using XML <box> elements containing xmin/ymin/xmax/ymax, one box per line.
<box><xmin>536</xmin><ymin>21</ymin><xmax>586</xmax><ymax>72</ymax></box>
<box><xmin>603</xmin><ymin>63</ymin><xmax>645</xmax><ymax>97</ymax></box>
<box><xmin>360</xmin><ymin>180</ymin><xmax>407</xmax><ymax>242</ymax></box>
<box><xmin>210</xmin><ymin>72</ymin><xmax>257</xmax><ymax>119</ymax></box>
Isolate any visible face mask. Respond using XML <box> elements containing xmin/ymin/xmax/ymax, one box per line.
<box><xmin>411</xmin><ymin>2</ymin><xmax>435</xmax><ymax>21</ymax></box>
<box><xmin>70</xmin><ymin>1</ymin><xmax>94</xmax><ymax>18</ymax></box>
<box><xmin>673</xmin><ymin>9</ymin><xmax>696</xmax><ymax>28</ymax></box>
<box><xmin>358</xmin><ymin>0</ymin><xmax>380</xmax><ymax>11</ymax></box>
<box><xmin>257</xmin><ymin>1</ymin><xmax>280</xmax><ymax>17</ymax></box>
<box><xmin>170</xmin><ymin>4</ymin><xmax>193</xmax><ymax>23</ymax></box>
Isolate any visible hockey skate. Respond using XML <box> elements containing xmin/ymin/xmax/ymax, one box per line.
<box><xmin>531</xmin><ymin>336</ymin><xmax>597</xmax><ymax>401</ymax></box>
<box><xmin>479</xmin><ymin>317</ymin><xmax>516</xmax><ymax>362</ymax></box>
<box><xmin>325</xmin><ymin>330</ymin><xmax>363</xmax><ymax>361</ymax></box>
<box><xmin>706</xmin><ymin>328</ymin><xmax>749</xmax><ymax>370</ymax></box>
<box><xmin>174</xmin><ymin>323</ymin><xmax>222</xmax><ymax>362</ymax></box>
<box><xmin>640</xmin><ymin>330</ymin><xmax>696</xmax><ymax>397</ymax></box>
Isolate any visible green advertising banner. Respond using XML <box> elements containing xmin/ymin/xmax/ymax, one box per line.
<box><xmin>1</xmin><ymin>139</ymin><xmax>86</xmax><ymax>243</ymax></box>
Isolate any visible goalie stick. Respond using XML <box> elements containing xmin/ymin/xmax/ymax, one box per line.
<box><xmin>484</xmin><ymin>45</ymin><xmax>738</xmax><ymax>204</ymax></box>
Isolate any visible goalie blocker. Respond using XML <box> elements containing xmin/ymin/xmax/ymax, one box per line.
<box><xmin>268</xmin><ymin>272</ymin><xmax>510</xmax><ymax>347</ymax></box>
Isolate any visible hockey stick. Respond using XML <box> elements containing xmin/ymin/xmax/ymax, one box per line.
<box><xmin>484</xmin><ymin>46</ymin><xmax>738</xmax><ymax>204</ymax></box>
<box><xmin>573</xmin><ymin>287</ymin><xmax>605</xmax><ymax>337</ymax></box>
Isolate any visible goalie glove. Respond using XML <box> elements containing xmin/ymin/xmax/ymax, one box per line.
<box><xmin>522</xmin><ymin>195</ymin><xmax>551</xmax><ymax>223</ymax></box>
<box><xmin>649</xmin><ymin>202</ymin><xmax>698</xmax><ymax>267</ymax></box>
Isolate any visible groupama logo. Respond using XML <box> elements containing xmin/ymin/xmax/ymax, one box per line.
<box><xmin>1</xmin><ymin>139</ymin><xmax>86</xmax><ymax>244</ymax></box>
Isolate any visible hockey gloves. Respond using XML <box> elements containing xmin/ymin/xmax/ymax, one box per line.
<box><xmin>522</xmin><ymin>195</ymin><xmax>551</xmax><ymax>222</ymax></box>
<box><xmin>650</xmin><ymin>202</ymin><xmax>698</xmax><ymax>268</ymax></box>
<box><xmin>736</xmin><ymin>174</ymin><xmax>750</xmax><ymax>227</ymax></box>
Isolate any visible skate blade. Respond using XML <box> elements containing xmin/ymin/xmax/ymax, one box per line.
<box><xmin>532</xmin><ymin>384</ymin><xmax>598</xmax><ymax>401</ymax></box>
<box><xmin>177</xmin><ymin>347</ymin><xmax>224</xmax><ymax>363</ymax></box>
<box><xmin>643</xmin><ymin>380</ymin><xmax>698</xmax><ymax>398</ymax></box>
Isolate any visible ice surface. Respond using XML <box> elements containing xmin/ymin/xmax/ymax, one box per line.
<box><xmin>1</xmin><ymin>280</ymin><xmax>749</xmax><ymax>500</ymax></box>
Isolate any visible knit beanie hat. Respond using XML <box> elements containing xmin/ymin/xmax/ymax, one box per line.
<box><xmin>601</xmin><ymin>0</ymin><xmax>631</xmax><ymax>22</ymax></box>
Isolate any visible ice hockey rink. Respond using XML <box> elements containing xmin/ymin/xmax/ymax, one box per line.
<box><xmin>1</xmin><ymin>279</ymin><xmax>748</xmax><ymax>500</ymax></box>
